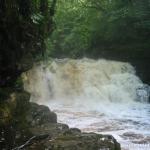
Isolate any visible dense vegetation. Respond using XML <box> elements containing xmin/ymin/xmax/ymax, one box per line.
<box><xmin>47</xmin><ymin>0</ymin><xmax>150</xmax><ymax>58</ymax></box>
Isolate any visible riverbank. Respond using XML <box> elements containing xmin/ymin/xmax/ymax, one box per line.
<box><xmin>0</xmin><ymin>92</ymin><xmax>121</xmax><ymax>150</ymax></box>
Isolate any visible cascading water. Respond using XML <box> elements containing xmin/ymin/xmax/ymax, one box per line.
<box><xmin>23</xmin><ymin>58</ymin><xmax>150</xmax><ymax>150</ymax></box>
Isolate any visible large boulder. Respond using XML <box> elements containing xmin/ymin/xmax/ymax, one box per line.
<box><xmin>26</xmin><ymin>103</ymin><xmax>57</xmax><ymax>127</ymax></box>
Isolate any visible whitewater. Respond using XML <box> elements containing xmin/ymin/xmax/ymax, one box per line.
<box><xmin>23</xmin><ymin>58</ymin><xmax>150</xmax><ymax>150</ymax></box>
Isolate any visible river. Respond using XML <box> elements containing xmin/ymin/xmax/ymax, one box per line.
<box><xmin>23</xmin><ymin>58</ymin><xmax>150</xmax><ymax>150</ymax></box>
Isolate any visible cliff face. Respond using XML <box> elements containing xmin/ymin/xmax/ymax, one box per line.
<box><xmin>0</xmin><ymin>0</ymin><xmax>57</xmax><ymax>149</ymax></box>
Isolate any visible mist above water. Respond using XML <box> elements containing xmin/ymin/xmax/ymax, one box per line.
<box><xmin>23</xmin><ymin>58</ymin><xmax>149</xmax><ymax>104</ymax></box>
<box><xmin>23</xmin><ymin>58</ymin><xmax>150</xmax><ymax>150</ymax></box>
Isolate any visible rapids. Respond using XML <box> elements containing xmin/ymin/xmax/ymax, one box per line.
<box><xmin>23</xmin><ymin>58</ymin><xmax>150</xmax><ymax>150</ymax></box>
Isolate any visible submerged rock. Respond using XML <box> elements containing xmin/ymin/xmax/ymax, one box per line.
<box><xmin>136</xmin><ymin>84</ymin><xmax>150</xmax><ymax>102</ymax></box>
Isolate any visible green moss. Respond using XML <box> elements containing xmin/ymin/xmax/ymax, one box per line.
<box><xmin>0</xmin><ymin>103</ymin><xmax>12</xmax><ymax>125</ymax></box>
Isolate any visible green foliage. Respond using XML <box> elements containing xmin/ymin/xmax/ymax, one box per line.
<box><xmin>31</xmin><ymin>13</ymin><xmax>44</xmax><ymax>24</ymax></box>
<box><xmin>47</xmin><ymin>0</ymin><xmax>150</xmax><ymax>58</ymax></box>
<box><xmin>46</xmin><ymin>0</ymin><xmax>93</xmax><ymax>57</ymax></box>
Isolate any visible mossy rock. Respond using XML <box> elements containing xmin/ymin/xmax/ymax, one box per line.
<box><xmin>0</xmin><ymin>90</ymin><xmax>31</xmax><ymax>149</ymax></box>
<box><xmin>29</xmin><ymin>123</ymin><xmax>69</xmax><ymax>137</ymax></box>
<box><xmin>0</xmin><ymin>103</ymin><xmax>12</xmax><ymax>125</ymax></box>
<box><xmin>45</xmin><ymin>133</ymin><xmax>120</xmax><ymax>150</ymax></box>
<box><xmin>26</xmin><ymin>131</ymin><xmax>120</xmax><ymax>150</ymax></box>
<box><xmin>26</xmin><ymin>103</ymin><xmax>57</xmax><ymax>127</ymax></box>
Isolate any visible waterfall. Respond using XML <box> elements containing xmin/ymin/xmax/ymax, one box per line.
<box><xmin>22</xmin><ymin>58</ymin><xmax>150</xmax><ymax>150</ymax></box>
<box><xmin>22</xmin><ymin>58</ymin><xmax>149</xmax><ymax>104</ymax></box>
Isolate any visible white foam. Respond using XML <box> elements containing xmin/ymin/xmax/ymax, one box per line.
<box><xmin>23</xmin><ymin>58</ymin><xmax>150</xmax><ymax>150</ymax></box>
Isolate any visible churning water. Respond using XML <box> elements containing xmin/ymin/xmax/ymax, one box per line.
<box><xmin>23</xmin><ymin>58</ymin><xmax>150</xmax><ymax>150</ymax></box>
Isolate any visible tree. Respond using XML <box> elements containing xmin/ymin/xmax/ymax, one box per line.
<box><xmin>46</xmin><ymin>0</ymin><xmax>150</xmax><ymax>58</ymax></box>
<box><xmin>0</xmin><ymin>0</ymin><xmax>57</xmax><ymax>87</ymax></box>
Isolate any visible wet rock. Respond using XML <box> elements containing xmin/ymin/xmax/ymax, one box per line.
<box><xmin>136</xmin><ymin>84</ymin><xmax>150</xmax><ymax>102</ymax></box>
<box><xmin>26</xmin><ymin>103</ymin><xmax>57</xmax><ymax>126</ymax></box>
<box><xmin>0</xmin><ymin>90</ymin><xmax>31</xmax><ymax>149</ymax></box>
<box><xmin>0</xmin><ymin>91</ymin><xmax>30</xmax><ymax>124</ymax></box>
<box><xmin>26</xmin><ymin>132</ymin><xmax>121</xmax><ymax>150</ymax></box>
<box><xmin>121</xmin><ymin>132</ymin><xmax>144</xmax><ymax>140</ymax></box>
<box><xmin>66</xmin><ymin>128</ymin><xmax>81</xmax><ymax>135</ymax></box>
<box><xmin>14</xmin><ymin>121</ymin><xmax>120</xmax><ymax>150</ymax></box>
<box><xmin>29</xmin><ymin>123</ymin><xmax>69</xmax><ymax>137</ymax></box>
<box><xmin>132</xmin><ymin>136</ymin><xmax>150</xmax><ymax>144</ymax></box>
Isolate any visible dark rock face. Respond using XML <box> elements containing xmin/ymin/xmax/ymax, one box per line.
<box><xmin>90</xmin><ymin>49</ymin><xmax>150</xmax><ymax>84</ymax></box>
<box><xmin>0</xmin><ymin>91</ymin><xmax>31</xmax><ymax>149</ymax></box>
<box><xmin>0</xmin><ymin>0</ymin><xmax>56</xmax><ymax>87</ymax></box>
<box><xmin>131</xmin><ymin>59</ymin><xmax>150</xmax><ymax>85</ymax></box>
<box><xmin>0</xmin><ymin>91</ymin><xmax>30</xmax><ymax>126</ymax></box>
<box><xmin>0</xmin><ymin>1</ymin><xmax>57</xmax><ymax>149</ymax></box>
<box><xmin>0</xmin><ymin>93</ymin><xmax>57</xmax><ymax>149</ymax></box>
